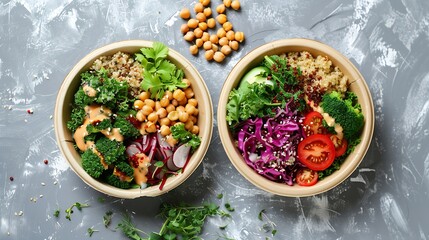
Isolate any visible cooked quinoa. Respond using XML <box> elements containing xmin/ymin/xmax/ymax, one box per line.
<box><xmin>284</xmin><ymin>51</ymin><xmax>349</xmax><ymax>95</ymax></box>
<box><xmin>91</xmin><ymin>51</ymin><xmax>143</xmax><ymax>97</ymax></box>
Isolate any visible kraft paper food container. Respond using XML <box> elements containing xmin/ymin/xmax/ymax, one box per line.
<box><xmin>217</xmin><ymin>38</ymin><xmax>374</xmax><ymax>197</ymax></box>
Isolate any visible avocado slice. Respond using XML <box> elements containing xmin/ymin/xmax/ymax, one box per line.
<box><xmin>238</xmin><ymin>66</ymin><xmax>272</xmax><ymax>91</ymax></box>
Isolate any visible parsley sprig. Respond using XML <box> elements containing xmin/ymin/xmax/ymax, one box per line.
<box><xmin>65</xmin><ymin>202</ymin><xmax>90</xmax><ymax>221</ymax></box>
<box><xmin>136</xmin><ymin>42</ymin><xmax>187</xmax><ymax>99</ymax></box>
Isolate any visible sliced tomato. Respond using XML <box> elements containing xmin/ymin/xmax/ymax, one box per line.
<box><xmin>329</xmin><ymin>135</ymin><xmax>348</xmax><ymax>157</ymax></box>
<box><xmin>296</xmin><ymin>168</ymin><xmax>318</xmax><ymax>186</ymax></box>
<box><xmin>297</xmin><ymin>134</ymin><xmax>336</xmax><ymax>171</ymax></box>
<box><xmin>303</xmin><ymin>111</ymin><xmax>326</xmax><ymax>136</ymax></box>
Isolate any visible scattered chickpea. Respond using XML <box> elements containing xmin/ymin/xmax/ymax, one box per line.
<box><xmin>223</xmin><ymin>0</ymin><xmax>232</xmax><ymax>7</ymax></box>
<box><xmin>180</xmin><ymin>8</ymin><xmax>191</xmax><ymax>19</ymax></box>
<box><xmin>157</xmin><ymin>108</ymin><xmax>168</xmax><ymax>118</ymax></box>
<box><xmin>234</xmin><ymin>31</ymin><xmax>245</xmax><ymax>42</ymax></box>
<box><xmin>223</xmin><ymin>21</ymin><xmax>233</xmax><ymax>31</ymax></box>
<box><xmin>231</xmin><ymin>0</ymin><xmax>240</xmax><ymax>10</ymax></box>
<box><xmin>147</xmin><ymin>112</ymin><xmax>159</xmax><ymax>122</ymax></box>
<box><xmin>160</xmin><ymin>125</ymin><xmax>171</xmax><ymax>136</ymax></box>
<box><xmin>201</xmin><ymin>32</ymin><xmax>210</xmax><ymax>42</ymax></box>
<box><xmin>226</xmin><ymin>30</ymin><xmax>235</xmax><ymax>40</ymax></box>
<box><xmin>211</xmin><ymin>43</ymin><xmax>219</xmax><ymax>52</ymax></box>
<box><xmin>217</xmin><ymin>28</ymin><xmax>226</xmax><ymax>38</ymax></box>
<box><xmin>138</xmin><ymin>92</ymin><xmax>150</xmax><ymax>101</ymax></box>
<box><xmin>221</xmin><ymin>45</ymin><xmax>232</xmax><ymax>56</ymax></box>
<box><xmin>203</xmin><ymin>7</ymin><xmax>212</xmax><ymax>17</ymax></box>
<box><xmin>216</xmin><ymin>4</ymin><xmax>226</xmax><ymax>14</ymax></box>
<box><xmin>141</xmin><ymin>105</ymin><xmax>153</xmax><ymax>115</ymax></box>
<box><xmin>205</xmin><ymin>49</ymin><xmax>214</xmax><ymax>61</ymax></box>
<box><xmin>189</xmin><ymin>45</ymin><xmax>199</xmax><ymax>55</ymax></box>
<box><xmin>188</xmin><ymin>99</ymin><xmax>198</xmax><ymax>107</ymax></box>
<box><xmin>229</xmin><ymin>40</ymin><xmax>239</xmax><ymax>50</ymax></box>
<box><xmin>180</xmin><ymin>24</ymin><xmax>190</xmax><ymax>34</ymax></box>
<box><xmin>196</xmin><ymin>12</ymin><xmax>206</xmax><ymax>22</ymax></box>
<box><xmin>187</xmin><ymin>19</ymin><xmax>199</xmax><ymax>29</ymax></box>
<box><xmin>184</xmin><ymin>31</ymin><xmax>195</xmax><ymax>42</ymax></box>
<box><xmin>195</xmin><ymin>39</ymin><xmax>203</xmax><ymax>48</ymax></box>
<box><xmin>168</xmin><ymin>111</ymin><xmax>179</xmax><ymax>121</ymax></box>
<box><xmin>191</xmin><ymin>125</ymin><xmax>200</xmax><ymax>134</ymax></box>
<box><xmin>207</xmin><ymin>18</ymin><xmax>216</xmax><ymax>28</ymax></box>
<box><xmin>203</xmin><ymin>41</ymin><xmax>212</xmax><ymax>50</ymax></box>
<box><xmin>219</xmin><ymin>37</ymin><xmax>229</xmax><ymax>46</ymax></box>
<box><xmin>194</xmin><ymin>28</ymin><xmax>203</xmax><ymax>38</ymax></box>
<box><xmin>144</xmin><ymin>99</ymin><xmax>155</xmax><ymax>109</ymax></box>
<box><xmin>198</xmin><ymin>22</ymin><xmax>208</xmax><ymax>31</ymax></box>
<box><xmin>200</xmin><ymin>0</ymin><xmax>210</xmax><ymax>7</ymax></box>
<box><xmin>194</xmin><ymin>3</ymin><xmax>204</xmax><ymax>13</ymax></box>
<box><xmin>136</xmin><ymin>110</ymin><xmax>146</xmax><ymax>122</ymax></box>
<box><xmin>210</xmin><ymin>34</ymin><xmax>219</xmax><ymax>44</ymax></box>
<box><xmin>216</xmin><ymin>14</ymin><xmax>227</xmax><ymax>24</ymax></box>
<box><xmin>134</xmin><ymin>100</ymin><xmax>144</xmax><ymax>110</ymax></box>
<box><xmin>213</xmin><ymin>51</ymin><xmax>225</xmax><ymax>63</ymax></box>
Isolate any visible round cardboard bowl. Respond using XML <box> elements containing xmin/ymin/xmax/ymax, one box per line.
<box><xmin>55</xmin><ymin>40</ymin><xmax>213</xmax><ymax>199</ymax></box>
<box><xmin>217</xmin><ymin>39</ymin><xmax>374</xmax><ymax>197</ymax></box>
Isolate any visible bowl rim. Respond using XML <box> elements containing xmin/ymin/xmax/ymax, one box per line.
<box><xmin>217</xmin><ymin>38</ymin><xmax>374</xmax><ymax>197</ymax></box>
<box><xmin>54</xmin><ymin>40</ymin><xmax>213</xmax><ymax>199</ymax></box>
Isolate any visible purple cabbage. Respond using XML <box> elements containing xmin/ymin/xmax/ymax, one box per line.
<box><xmin>235</xmin><ymin>104</ymin><xmax>305</xmax><ymax>185</ymax></box>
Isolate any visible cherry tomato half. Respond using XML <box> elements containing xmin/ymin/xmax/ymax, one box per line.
<box><xmin>303</xmin><ymin>111</ymin><xmax>326</xmax><ymax>137</ymax></box>
<box><xmin>329</xmin><ymin>135</ymin><xmax>348</xmax><ymax>157</ymax></box>
<box><xmin>297</xmin><ymin>134</ymin><xmax>336</xmax><ymax>171</ymax></box>
<box><xmin>296</xmin><ymin>168</ymin><xmax>318</xmax><ymax>186</ymax></box>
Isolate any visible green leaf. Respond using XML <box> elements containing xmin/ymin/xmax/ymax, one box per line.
<box><xmin>103</xmin><ymin>211</ymin><xmax>113</xmax><ymax>228</ymax></box>
<box><xmin>217</xmin><ymin>193</ymin><xmax>223</xmax><ymax>199</ymax></box>
<box><xmin>258</xmin><ymin>209</ymin><xmax>265</xmax><ymax>221</ymax></box>
<box><xmin>154</xmin><ymin>161</ymin><xmax>164</xmax><ymax>168</ymax></box>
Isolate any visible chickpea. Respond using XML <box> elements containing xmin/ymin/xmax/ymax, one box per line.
<box><xmin>136</xmin><ymin>110</ymin><xmax>146</xmax><ymax>122</ymax></box>
<box><xmin>221</xmin><ymin>45</ymin><xmax>232</xmax><ymax>56</ymax></box>
<box><xmin>159</xmin><ymin>117</ymin><xmax>171</xmax><ymax>126</ymax></box>
<box><xmin>141</xmin><ymin>105</ymin><xmax>153</xmax><ymax>115</ymax></box>
<box><xmin>138</xmin><ymin>91</ymin><xmax>150</xmax><ymax>101</ymax></box>
<box><xmin>216</xmin><ymin>4</ymin><xmax>226</xmax><ymax>13</ymax></box>
<box><xmin>155</xmin><ymin>101</ymin><xmax>162</xmax><ymax>111</ymax></box>
<box><xmin>185</xmin><ymin>104</ymin><xmax>196</xmax><ymax>115</ymax></box>
<box><xmin>171</xmin><ymin>99</ymin><xmax>179</xmax><ymax>106</ymax></box>
<box><xmin>184</xmin><ymin>88</ymin><xmax>194</xmax><ymax>99</ymax></box>
<box><xmin>203</xmin><ymin>7</ymin><xmax>212</xmax><ymax>17</ymax></box>
<box><xmin>145</xmin><ymin>121</ymin><xmax>157</xmax><ymax>133</ymax></box>
<box><xmin>205</xmin><ymin>49</ymin><xmax>214</xmax><ymax>61</ymax></box>
<box><xmin>157</xmin><ymin>108</ymin><xmax>168</xmax><ymax>118</ymax></box>
<box><xmin>201</xmin><ymin>32</ymin><xmax>210</xmax><ymax>42</ymax></box>
<box><xmin>180</xmin><ymin>8</ymin><xmax>191</xmax><ymax>19</ymax></box>
<box><xmin>179</xmin><ymin>111</ymin><xmax>190</xmax><ymax>123</ymax></box>
<box><xmin>203</xmin><ymin>41</ymin><xmax>212</xmax><ymax>50</ymax></box>
<box><xmin>217</xmin><ymin>28</ymin><xmax>226</xmax><ymax>38</ymax></box>
<box><xmin>184</xmin><ymin>31</ymin><xmax>195</xmax><ymax>42</ymax></box>
<box><xmin>191</xmin><ymin>125</ymin><xmax>200</xmax><ymax>134</ymax></box>
<box><xmin>173</xmin><ymin>89</ymin><xmax>186</xmax><ymax>101</ymax></box>
<box><xmin>231</xmin><ymin>0</ymin><xmax>240</xmax><ymax>10</ymax></box>
<box><xmin>168</xmin><ymin>111</ymin><xmax>179</xmax><ymax>121</ymax></box>
<box><xmin>160</xmin><ymin>97</ymin><xmax>169</xmax><ymax>107</ymax></box>
<box><xmin>180</xmin><ymin>24</ymin><xmax>189</xmax><ymax>34</ymax></box>
<box><xmin>200</xmin><ymin>0</ymin><xmax>210</xmax><ymax>6</ymax></box>
<box><xmin>190</xmin><ymin>115</ymin><xmax>198</xmax><ymax>124</ymax></box>
<box><xmin>210</xmin><ymin>34</ymin><xmax>219</xmax><ymax>44</ymax></box>
<box><xmin>226</xmin><ymin>30</ymin><xmax>235</xmax><ymax>40</ymax></box>
<box><xmin>216</xmin><ymin>14</ymin><xmax>227</xmax><ymax>24</ymax></box>
<box><xmin>189</xmin><ymin>45</ymin><xmax>199</xmax><ymax>55</ymax></box>
<box><xmin>193</xmin><ymin>108</ymin><xmax>199</xmax><ymax>116</ymax></box>
<box><xmin>182</xmin><ymin>78</ymin><xmax>191</xmax><ymax>88</ymax></box>
<box><xmin>144</xmin><ymin>99</ymin><xmax>155</xmax><ymax>109</ymax></box>
<box><xmin>213</xmin><ymin>51</ymin><xmax>225</xmax><ymax>63</ymax></box>
<box><xmin>178</xmin><ymin>97</ymin><xmax>188</xmax><ymax>106</ymax></box>
<box><xmin>235</xmin><ymin>31</ymin><xmax>245</xmax><ymax>42</ymax></box>
<box><xmin>140</xmin><ymin>123</ymin><xmax>147</xmax><ymax>135</ymax></box>
<box><xmin>165</xmin><ymin>91</ymin><xmax>173</xmax><ymax>100</ymax></box>
<box><xmin>198</xmin><ymin>22</ymin><xmax>208</xmax><ymax>31</ymax></box>
<box><xmin>207</xmin><ymin>18</ymin><xmax>216</xmax><ymax>28</ymax></box>
<box><xmin>229</xmin><ymin>40</ymin><xmax>239</xmax><ymax>50</ymax></box>
<box><xmin>194</xmin><ymin>2</ymin><xmax>204</xmax><ymax>13</ymax></box>
<box><xmin>196</xmin><ymin>12</ymin><xmax>206</xmax><ymax>23</ymax></box>
<box><xmin>194</xmin><ymin>28</ymin><xmax>203</xmax><ymax>38</ymax></box>
<box><xmin>166</xmin><ymin>134</ymin><xmax>178</xmax><ymax>147</ymax></box>
<box><xmin>223</xmin><ymin>21</ymin><xmax>233</xmax><ymax>31</ymax></box>
<box><xmin>160</xmin><ymin>125</ymin><xmax>171</xmax><ymax>136</ymax></box>
<box><xmin>223</xmin><ymin>0</ymin><xmax>232</xmax><ymax>7</ymax></box>
<box><xmin>184</xmin><ymin>120</ymin><xmax>194</xmax><ymax>130</ymax></box>
<box><xmin>134</xmin><ymin>100</ymin><xmax>144</xmax><ymax>110</ymax></box>
<box><xmin>166</xmin><ymin>104</ymin><xmax>175</xmax><ymax>113</ymax></box>
<box><xmin>187</xmin><ymin>19</ymin><xmax>199</xmax><ymax>29</ymax></box>
<box><xmin>188</xmin><ymin>98</ymin><xmax>198</xmax><ymax>107</ymax></box>
<box><xmin>219</xmin><ymin>37</ymin><xmax>229</xmax><ymax>46</ymax></box>
<box><xmin>147</xmin><ymin>112</ymin><xmax>159</xmax><ymax>122</ymax></box>
<box><xmin>176</xmin><ymin>105</ymin><xmax>185</xmax><ymax>113</ymax></box>
<box><xmin>211</xmin><ymin>43</ymin><xmax>219</xmax><ymax>52</ymax></box>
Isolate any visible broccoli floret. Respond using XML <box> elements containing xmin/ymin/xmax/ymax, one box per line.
<box><xmin>86</xmin><ymin>119</ymin><xmax>112</xmax><ymax>134</ymax></box>
<box><xmin>81</xmin><ymin>150</ymin><xmax>105</xmax><ymax>178</ymax></box>
<box><xmin>115</xmin><ymin>161</ymin><xmax>134</xmax><ymax>178</ymax></box>
<box><xmin>67</xmin><ymin>107</ymin><xmax>86</xmax><ymax>132</ymax></box>
<box><xmin>113</xmin><ymin>117</ymin><xmax>140</xmax><ymax>138</ymax></box>
<box><xmin>105</xmin><ymin>174</ymin><xmax>132</xmax><ymax>189</ymax></box>
<box><xmin>321</xmin><ymin>91</ymin><xmax>364</xmax><ymax>140</ymax></box>
<box><xmin>95</xmin><ymin>137</ymin><xmax>126</xmax><ymax>165</ymax></box>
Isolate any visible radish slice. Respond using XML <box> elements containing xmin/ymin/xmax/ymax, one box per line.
<box><xmin>166</xmin><ymin>155</ymin><xmax>179</xmax><ymax>171</ymax></box>
<box><xmin>126</xmin><ymin>144</ymin><xmax>141</xmax><ymax>157</ymax></box>
<box><xmin>157</xmin><ymin>132</ymin><xmax>171</xmax><ymax>149</ymax></box>
<box><xmin>147</xmin><ymin>136</ymin><xmax>158</xmax><ymax>160</ymax></box>
<box><xmin>172</xmin><ymin>145</ymin><xmax>191</xmax><ymax>168</ymax></box>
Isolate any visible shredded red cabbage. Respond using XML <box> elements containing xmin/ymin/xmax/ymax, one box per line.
<box><xmin>235</xmin><ymin>103</ymin><xmax>305</xmax><ymax>185</ymax></box>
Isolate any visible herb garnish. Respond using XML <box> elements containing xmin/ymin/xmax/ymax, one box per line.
<box><xmin>258</xmin><ymin>209</ymin><xmax>277</xmax><ymax>237</ymax></box>
<box><xmin>103</xmin><ymin>211</ymin><xmax>114</xmax><ymax>228</ymax></box>
<box><xmin>170</xmin><ymin>123</ymin><xmax>201</xmax><ymax>152</ymax></box>
<box><xmin>65</xmin><ymin>202</ymin><xmax>90</xmax><ymax>221</ymax></box>
<box><xmin>87</xmin><ymin>227</ymin><xmax>98</xmax><ymax>237</ymax></box>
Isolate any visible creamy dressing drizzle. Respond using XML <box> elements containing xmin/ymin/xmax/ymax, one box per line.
<box><xmin>308</xmin><ymin>100</ymin><xmax>344</xmax><ymax>140</ymax></box>
<box><xmin>132</xmin><ymin>153</ymin><xmax>151</xmax><ymax>185</ymax></box>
